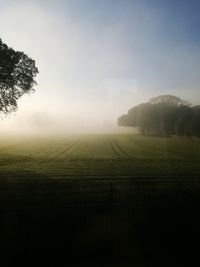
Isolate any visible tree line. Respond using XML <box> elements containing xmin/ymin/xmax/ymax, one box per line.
<box><xmin>118</xmin><ymin>95</ymin><xmax>200</xmax><ymax>137</ymax></box>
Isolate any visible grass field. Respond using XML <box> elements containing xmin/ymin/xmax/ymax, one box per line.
<box><xmin>0</xmin><ymin>133</ymin><xmax>199</xmax><ymax>180</ymax></box>
<box><xmin>0</xmin><ymin>134</ymin><xmax>200</xmax><ymax>266</ymax></box>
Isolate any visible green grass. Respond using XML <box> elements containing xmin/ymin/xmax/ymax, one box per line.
<box><xmin>0</xmin><ymin>133</ymin><xmax>199</xmax><ymax>180</ymax></box>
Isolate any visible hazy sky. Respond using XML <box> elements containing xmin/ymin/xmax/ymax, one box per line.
<box><xmin>0</xmin><ymin>0</ymin><xmax>200</xmax><ymax>133</ymax></box>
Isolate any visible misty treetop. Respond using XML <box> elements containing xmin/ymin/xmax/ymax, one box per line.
<box><xmin>0</xmin><ymin>38</ymin><xmax>38</xmax><ymax>116</ymax></box>
<box><xmin>118</xmin><ymin>95</ymin><xmax>200</xmax><ymax>137</ymax></box>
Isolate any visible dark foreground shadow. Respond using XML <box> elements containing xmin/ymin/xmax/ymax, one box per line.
<box><xmin>0</xmin><ymin>171</ymin><xmax>200</xmax><ymax>266</ymax></box>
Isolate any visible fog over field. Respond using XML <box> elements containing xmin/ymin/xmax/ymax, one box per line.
<box><xmin>0</xmin><ymin>0</ymin><xmax>200</xmax><ymax>134</ymax></box>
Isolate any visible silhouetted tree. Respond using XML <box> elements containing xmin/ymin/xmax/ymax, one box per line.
<box><xmin>0</xmin><ymin>38</ymin><xmax>38</xmax><ymax>116</ymax></box>
<box><xmin>149</xmin><ymin>95</ymin><xmax>191</xmax><ymax>107</ymax></box>
<box><xmin>119</xmin><ymin>102</ymin><xmax>176</xmax><ymax>135</ymax></box>
<box><xmin>118</xmin><ymin>95</ymin><xmax>199</xmax><ymax>137</ymax></box>
<box><xmin>118</xmin><ymin>114</ymin><xmax>129</xmax><ymax>127</ymax></box>
<box><xmin>190</xmin><ymin>106</ymin><xmax>200</xmax><ymax>136</ymax></box>
<box><xmin>174</xmin><ymin>105</ymin><xmax>193</xmax><ymax>136</ymax></box>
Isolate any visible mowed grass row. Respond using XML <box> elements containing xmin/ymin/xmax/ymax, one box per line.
<box><xmin>0</xmin><ymin>134</ymin><xmax>199</xmax><ymax>180</ymax></box>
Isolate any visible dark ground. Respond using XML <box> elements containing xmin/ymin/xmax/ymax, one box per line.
<box><xmin>0</xmin><ymin>173</ymin><xmax>200</xmax><ymax>267</ymax></box>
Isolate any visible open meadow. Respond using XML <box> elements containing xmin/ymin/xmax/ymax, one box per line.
<box><xmin>0</xmin><ymin>134</ymin><xmax>200</xmax><ymax>266</ymax></box>
<box><xmin>0</xmin><ymin>133</ymin><xmax>199</xmax><ymax>180</ymax></box>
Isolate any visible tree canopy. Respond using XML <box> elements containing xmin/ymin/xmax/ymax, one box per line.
<box><xmin>0</xmin><ymin>38</ymin><xmax>38</xmax><ymax>116</ymax></box>
<box><xmin>118</xmin><ymin>95</ymin><xmax>200</xmax><ymax>137</ymax></box>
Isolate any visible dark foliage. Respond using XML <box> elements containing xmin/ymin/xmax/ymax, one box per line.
<box><xmin>0</xmin><ymin>38</ymin><xmax>38</xmax><ymax>115</ymax></box>
<box><xmin>118</xmin><ymin>95</ymin><xmax>200</xmax><ymax>137</ymax></box>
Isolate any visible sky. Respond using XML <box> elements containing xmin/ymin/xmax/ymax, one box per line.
<box><xmin>0</xmin><ymin>0</ymin><xmax>200</xmax><ymax>133</ymax></box>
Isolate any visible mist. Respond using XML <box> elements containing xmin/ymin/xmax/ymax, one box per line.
<box><xmin>0</xmin><ymin>0</ymin><xmax>200</xmax><ymax>134</ymax></box>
